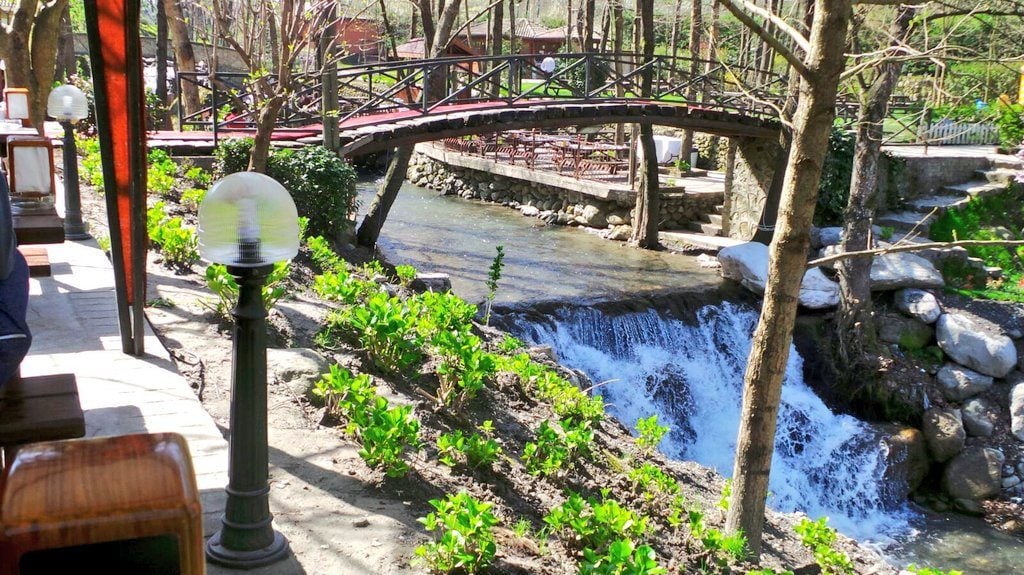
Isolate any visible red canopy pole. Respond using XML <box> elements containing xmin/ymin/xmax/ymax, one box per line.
<box><xmin>83</xmin><ymin>0</ymin><xmax>148</xmax><ymax>355</ymax></box>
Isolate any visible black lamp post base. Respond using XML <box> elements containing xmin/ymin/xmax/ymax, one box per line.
<box><xmin>205</xmin><ymin>529</ymin><xmax>289</xmax><ymax>569</ymax></box>
<box><xmin>64</xmin><ymin>222</ymin><xmax>90</xmax><ymax>241</ymax></box>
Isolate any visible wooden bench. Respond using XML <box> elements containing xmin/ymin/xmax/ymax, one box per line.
<box><xmin>0</xmin><ymin>374</ymin><xmax>85</xmax><ymax>464</ymax></box>
<box><xmin>17</xmin><ymin>246</ymin><xmax>50</xmax><ymax>277</ymax></box>
<box><xmin>12</xmin><ymin>210</ymin><xmax>64</xmax><ymax>246</ymax></box>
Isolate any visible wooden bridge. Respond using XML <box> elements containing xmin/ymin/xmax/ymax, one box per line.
<box><xmin>171</xmin><ymin>53</ymin><xmax>786</xmax><ymax>154</ymax></box>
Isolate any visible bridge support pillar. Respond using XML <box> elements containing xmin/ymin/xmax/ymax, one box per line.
<box><xmin>723</xmin><ymin>137</ymin><xmax>784</xmax><ymax>242</ymax></box>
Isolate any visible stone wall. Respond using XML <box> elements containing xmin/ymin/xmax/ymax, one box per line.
<box><xmin>407</xmin><ymin>152</ymin><xmax>723</xmax><ymax>234</ymax></box>
<box><xmin>878</xmin><ymin>153</ymin><xmax>991</xmax><ymax>200</ymax></box>
<box><xmin>726</xmin><ymin>137</ymin><xmax>782</xmax><ymax>241</ymax></box>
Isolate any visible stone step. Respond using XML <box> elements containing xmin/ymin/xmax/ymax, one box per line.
<box><xmin>700</xmin><ymin>222</ymin><xmax>723</xmax><ymax>237</ymax></box>
<box><xmin>940</xmin><ymin>180</ymin><xmax>1006</xmax><ymax>198</ymax></box>
<box><xmin>707</xmin><ymin>213</ymin><xmax>723</xmax><ymax>226</ymax></box>
<box><xmin>990</xmin><ymin>156</ymin><xmax>1024</xmax><ymax>171</ymax></box>
<box><xmin>975</xmin><ymin>168</ymin><xmax>1018</xmax><ymax>186</ymax></box>
<box><xmin>714</xmin><ymin>204</ymin><xmax>724</xmax><ymax>214</ymax></box>
<box><xmin>876</xmin><ymin>210</ymin><xmax>935</xmax><ymax>232</ymax></box>
<box><xmin>907</xmin><ymin>195</ymin><xmax>971</xmax><ymax>214</ymax></box>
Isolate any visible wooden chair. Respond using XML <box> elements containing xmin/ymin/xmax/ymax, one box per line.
<box><xmin>0</xmin><ymin>432</ymin><xmax>205</xmax><ymax>575</ymax></box>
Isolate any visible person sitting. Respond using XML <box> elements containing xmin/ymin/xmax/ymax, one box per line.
<box><xmin>0</xmin><ymin>175</ymin><xmax>31</xmax><ymax>385</ymax></box>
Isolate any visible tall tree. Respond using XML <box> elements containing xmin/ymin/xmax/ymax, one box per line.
<box><xmin>0</xmin><ymin>0</ymin><xmax>69</xmax><ymax>131</ymax></box>
<box><xmin>680</xmin><ymin>0</ymin><xmax>704</xmax><ymax>171</ymax></box>
<box><xmin>630</xmin><ymin>0</ymin><xmax>660</xmax><ymax>249</ymax></box>
<box><xmin>718</xmin><ymin>0</ymin><xmax>854</xmax><ymax>557</ymax></box>
<box><xmin>163</xmin><ymin>0</ymin><xmax>200</xmax><ymax>120</ymax></box>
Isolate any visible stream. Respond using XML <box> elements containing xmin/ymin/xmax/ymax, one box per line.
<box><xmin>357</xmin><ymin>176</ymin><xmax>1024</xmax><ymax>574</ymax></box>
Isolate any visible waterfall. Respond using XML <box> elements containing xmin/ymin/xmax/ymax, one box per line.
<box><xmin>503</xmin><ymin>301</ymin><xmax>913</xmax><ymax>541</ymax></box>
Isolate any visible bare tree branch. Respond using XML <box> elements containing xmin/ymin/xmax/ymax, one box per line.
<box><xmin>809</xmin><ymin>239</ymin><xmax>1024</xmax><ymax>268</ymax></box>
<box><xmin>717</xmin><ymin>0</ymin><xmax>811</xmax><ymax>79</ymax></box>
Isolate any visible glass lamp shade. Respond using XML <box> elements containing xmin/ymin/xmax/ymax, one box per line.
<box><xmin>4</xmin><ymin>88</ymin><xmax>29</xmax><ymax>120</ymax></box>
<box><xmin>47</xmin><ymin>85</ymin><xmax>89</xmax><ymax>122</ymax></box>
<box><xmin>198</xmin><ymin>172</ymin><xmax>300</xmax><ymax>267</ymax></box>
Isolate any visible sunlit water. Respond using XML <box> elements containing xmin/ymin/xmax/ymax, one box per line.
<box><xmin>358</xmin><ymin>175</ymin><xmax>1024</xmax><ymax>573</ymax></box>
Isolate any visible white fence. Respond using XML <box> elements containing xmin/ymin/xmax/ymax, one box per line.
<box><xmin>920</xmin><ymin>119</ymin><xmax>1000</xmax><ymax>145</ymax></box>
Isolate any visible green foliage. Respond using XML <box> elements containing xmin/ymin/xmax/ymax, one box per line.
<box><xmin>746</xmin><ymin>569</ymin><xmax>795</xmax><ymax>575</ymax></box>
<box><xmin>78</xmin><ymin>136</ymin><xmax>105</xmax><ymax>189</ymax></box>
<box><xmin>416</xmin><ymin>492</ymin><xmax>499</xmax><ymax>574</ymax></box>
<box><xmin>523</xmin><ymin>419</ymin><xmax>593</xmax><ymax>476</ymax></box>
<box><xmin>145</xmin><ymin>88</ymin><xmax>169</xmax><ymax>131</ymax></box>
<box><xmin>579</xmin><ymin>539</ymin><xmax>667</xmax><ymax>575</ymax></box>
<box><xmin>688</xmin><ymin>509</ymin><xmax>748</xmax><ymax>570</ymax></box>
<box><xmin>675</xmin><ymin>158</ymin><xmax>691</xmax><ymax>173</ymax></box>
<box><xmin>994</xmin><ymin>102</ymin><xmax>1024</xmax><ymax>150</ymax></box>
<box><xmin>180</xmin><ymin>188</ymin><xmax>207</xmax><ymax>213</ymax></box>
<box><xmin>204</xmin><ymin>261</ymin><xmax>291</xmax><ymax>318</ymax></box>
<box><xmin>146</xmin><ymin>201</ymin><xmax>199</xmax><ymax>272</ymax></box>
<box><xmin>147</xmin><ymin>148</ymin><xmax>179</xmax><ymax>198</ymax></box>
<box><xmin>343</xmin><ymin>292</ymin><xmax>425</xmax><ymax>374</ymax></box>
<box><xmin>360</xmin><ymin>399</ymin><xmax>421</xmax><ymax>477</ymax></box>
<box><xmin>184</xmin><ymin>165</ymin><xmax>213</xmax><ymax>188</ymax></box>
<box><xmin>395</xmin><ymin>264</ymin><xmax>417</xmax><ymax>287</ymax></box>
<box><xmin>634</xmin><ymin>415</ymin><xmax>668</xmax><ymax>453</ymax></box>
<box><xmin>307</xmin><ymin>235</ymin><xmax>347</xmax><ymax>273</ymax></box>
<box><xmin>483</xmin><ymin>245</ymin><xmax>505</xmax><ymax>325</ymax></box>
<box><xmin>431</xmin><ymin>329</ymin><xmax>496</xmax><ymax>409</ymax></box>
<box><xmin>905</xmin><ymin>565</ymin><xmax>962</xmax><ymax>575</ymax></box>
<box><xmin>436</xmin><ymin>422</ymin><xmax>503</xmax><ymax>470</ymax></box>
<box><xmin>214</xmin><ymin>138</ymin><xmax>359</xmax><ymax>239</ymax></box>
<box><xmin>498</xmin><ymin>335</ymin><xmax>525</xmax><ymax>353</ymax></box>
<box><xmin>544</xmin><ymin>492</ymin><xmax>650</xmax><ymax>552</ymax></box>
<box><xmin>96</xmin><ymin>234</ymin><xmax>111</xmax><ymax>254</ymax></box>
<box><xmin>496</xmin><ymin>353</ymin><xmax>605</xmax><ymax>425</ymax></box>
<box><xmin>314</xmin><ymin>269</ymin><xmax>379</xmax><ymax>305</ymax></box>
<box><xmin>417</xmin><ymin>291</ymin><xmax>479</xmax><ymax>340</ymax></box>
<box><xmin>626</xmin><ymin>463</ymin><xmax>686</xmax><ymax>527</ymax></box>
<box><xmin>794</xmin><ymin>517</ymin><xmax>854</xmax><ymax>575</ymax></box>
<box><xmin>312</xmin><ymin>364</ymin><xmax>378</xmax><ymax>434</ymax></box>
<box><xmin>718</xmin><ymin>479</ymin><xmax>733</xmax><ymax>511</ymax></box>
<box><xmin>814</xmin><ymin>128</ymin><xmax>856</xmax><ymax>226</ymax></box>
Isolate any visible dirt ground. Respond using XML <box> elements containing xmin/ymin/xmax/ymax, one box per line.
<box><xmin>76</xmin><ymin>177</ymin><xmax>900</xmax><ymax>575</ymax></box>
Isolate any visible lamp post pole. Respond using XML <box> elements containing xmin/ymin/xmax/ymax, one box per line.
<box><xmin>60</xmin><ymin>120</ymin><xmax>89</xmax><ymax>240</ymax></box>
<box><xmin>205</xmin><ymin>263</ymin><xmax>289</xmax><ymax>568</ymax></box>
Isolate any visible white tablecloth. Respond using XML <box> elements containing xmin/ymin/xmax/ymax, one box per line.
<box><xmin>652</xmin><ymin>135</ymin><xmax>682</xmax><ymax>164</ymax></box>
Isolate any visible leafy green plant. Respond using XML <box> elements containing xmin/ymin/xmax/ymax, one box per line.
<box><xmin>675</xmin><ymin>158</ymin><xmax>690</xmax><ymax>172</ymax></box>
<box><xmin>417</xmin><ymin>291</ymin><xmax>478</xmax><ymax>340</ymax></box>
<box><xmin>359</xmin><ymin>398</ymin><xmax>421</xmax><ymax>477</ymax></box>
<box><xmin>95</xmin><ymin>234</ymin><xmax>111</xmax><ymax>254</ymax></box>
<box><xmin>343</xmin><ymin>292</ymin><xmax>424</xmax><ymax>374</ymax></box>
<box><xmin>184</xmin><ymin>165</ymin><xmax>212</xmax><ymax>188</ymax></box>
<box><xmin>395</xmin><ymin>264</ymin><xmax>417</xmax><ymax>287</ymax></box>
<box><xmin>416</xmin><ymin>492</ymin><xmax>499</xmax><ymax>574</ymax></box>
<box><xmin>180</xmin><ymin>188</ymin><xmax>206</xmax><ymax>212</ymax></box>
<box><xmin>580</xmin><ymin>539</ymin><xmax>666</xmax><ymax>575</ymax></box>
<box><xmin>146</xmin><ymin>201</ymin><xmax>199</xmax><ymax>272</ymax></box>
<box><xmin>147</xmin><ymin>148</ymin><xmax>179</xmax><ymax>198</ymax></box>
<box><xmin>544</xmin><ymin>492</ymin><xmax>650</xmax><ymax>551</ymax></box>
<box><xmin>483</xmin><ymin>245</ymin><xmax>505</xmax><ymax>325</ymax></box>
<box><xmin>436</xmin><ymin>421</ymin><xmax>503</xmax><ymax>470</ymax></box>
<box><xmin>523</xmin><ymin>419</ymin><xmax>593</xmax><ymax>476</ymax></box>
<box><xmin>634</xmin><ymin>415</ymin><xmax>668</xmax><ymax>453</ymax></box>
<box><xmin>718</xmin><ymin>479</ymin><xmax>733</xmax><ymax>511</ymax></box>
<box><xmin>905</xmin><ymin>565</ymin><xmax>962</xmax><ymax>575</ymax></box>
<box><xmin>496</xmin><ymin>353</ymin><xmax>605</xmax><ymax>425</ymax></box>
<box><xmin>498</xmin><ymin>335</ymin><xmax>525</xmax><ymax>353</ymax></box>
<box><xmin>78</xmin><ymin>135</ymin><xmax>105</xmax><ymax>189</ymax></box>
<box><xmin>307</xmin><ymin>235</ymin><xmax>346</xmax><ymax>273</ymax></box>
<box><xmin>204</xmin><ymin>261</ymin><xmax>291</xmax><ymax>318</ymax></box>
<box><xmin>431</xmin><ymin>329</ymin><xmax>496</xmax><ymax>409</ymax></box>
<box><xmin>312</xmin><ymin>364</ymin><xmax>378</xmax><ymax>434</ymax></box>
<box><xmin>814</xmin><ymin>128</ymin><xmax>856</xmax><ymax>226</ymax></box>
<box><xmin>746</xmin><ymin>569</ymin><xmax>795</xmax><ymax>575</ymax></box>
<box><xmin>793</xmin><ymin>517</ymin><xmax>854</xmax><ymax>575</ymax></box>
<box><xmin>688</xmin><ymin>509</ymin><xmax>747</xmax><ymax>570</ymax></box>
<box><xmin>626</xmin><ymin>463</ymin><xmax>686</xmax><ymax>527</ymax></box>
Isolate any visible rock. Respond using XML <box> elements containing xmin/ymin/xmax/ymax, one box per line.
<box><xmin>267</xmin><ymin>348</ymin><xmax>330</xmax><ymax>397</ymax></box>
<box><xmin>520</xmin><ymin>205</ymin><xmax>540</xmax><ymax>217</ymax></box>
<box><xmin>607</xmin><ymin>214</ymin><xmax>627</xmax><ymax>226</ymax></box>
<box><xmin>577</xmin><ymin>204</ymin><xmax>607</xmax><ymax>228</ymax></box>
<box><xmin>936</xmin><ymin>364</ymin><xmax>994</xmax><ymax>402</ymax></box>
<box><xmin>818</xmin><ymin>227</ymin><xmax>843</xmax><ymax>247</ymax></box>
<box><xmin>952</xmin><ymin>498</ymin><xmax>986</xmax><ymax>516</ymax></box>
<box><xmin>880</xmin><ymin>425</ymin><xmax>929</xmax><ymax>494</ymax></box>
<box><xmin>895</xmin><ymin>289</ymin><xmax>941</xmax><ymax>324</ymax></box>
<box><xmin>936</xmin><ymin>313</ymin><xmax>1018</xmax><ymax>378</ymax></box>
<box><xmin>961</xmin><ymin>398</ymin><xmax>998</xmax><ymax>437</ymax></box>
<box><xmin>541</xmin><ymin>211</ymin><xmax>559</xmax><ymax>225</ymax></box>
<box><xmin>411</xmin><ymin>273</ymin><xmax>452</xmax><ymax>293</ymax></box>
<box><xmin>529</xmin><ymin>345</ymin><xmax>558</xmax><ymax>362</ymax></box>
<box><xmin>870</xmin><ymin>253</ymin><xmax>944</xmax><ymax>291</ymax></box>
<box><xmin>718</xmin><ymin>242</ymin><xmax>839</xmax><ymax>309</ymax></box>
<box><xmin>877</xmin><ymin>313</ymin><xmax>934</xmax><ymax>350</ymax></box>
<box><xmin>1004</xmin><ymin>476</ymin><xmax>1022</xmax><ymax>489</ymax></box>
<box><xmin>604</xmin><ymin>225</ymin><xmax>632</xmax><ymax>241</ymax></box>
<box><xmin>943</xmin><ymin>447</ymin><xmax>1004</xmax><ymax>500</ymax></box>
<box><xmin>922</xmin><ymin>408</ymin><xmax>965</xmax><ymax>462</ymax></box>
<box><xmin>1012</xmin><ymin>384</ymin><xmax>1024</xmax><ymax>442</ymax></box>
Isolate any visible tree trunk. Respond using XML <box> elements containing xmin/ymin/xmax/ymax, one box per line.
<box><xmin>491</xmin><ymin>0</ymin><xmax>505</xmax><ymax>96</ymax></box>
<box><xmin>248</xmin><ymin>94</ymin><xmax>286</xmax><ymax>172</ymax></box>
<box><xmin>631</xmin><ymin>123</ymin><xmax>660</xmax><ymax>247</ymax></box>
<box><xmin>155</xmin><ymin>0</ymin><xmax>169</xmax><ymax>128</ymax></box>
<box><xmin>164</xmin><ymin>0</ymin><xmax>200</xmax><ymax>118</ymax></box>
<box><xmin>356</xmin><ymin>143</ymin><xmax>415</xmax><ymax>247</ymax></box>
<box><xmin>0</xmin><ymin>0</ymin><xmax>68</xmax><ymax>131</ymax></box>
<box><xmin>509</xmin><ymin>0</ymin><xmax>517</xmax><ymax>54</ymax></box>
<box><xmin>836</xmin><ymin>6</ymin><xmax>914</xmax><ymax>371</ymax></box>
<box><xmin>680</xmin><ymin>0</ymin><xmax>703</xmax><ymax>169</ymax></box>
<box><xmin>584</xmin><ymin>0</ymin><xmax>596</xmax><ymax>52</ymax></box>
<box><xmin>57</xmin><ymin>2</ymin><xmax>75</xmax><ymax>81</ymax></box>
<box><xmin>669</xmin><ymin>0</ymin><xmax>683</xmax><ymax>60</ymax></box>
<box><xmin>724</xmin><ymin>0</ymin><xmax>852</xmax><ymax>558</ymax></box>
<box><xmin>613</xmin><ymin>1</ymin><xmax>625</xmax><ymax>146</ymax></box>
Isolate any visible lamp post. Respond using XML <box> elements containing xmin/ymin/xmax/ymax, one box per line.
<box><xmin>47</xmin><ymin>85</ymin><xmax>91</xmax><ymax>240</ymax></box>
<box><xmin>198</xmin><ymin>172</ymin><xmax>299</xmax><ymax>568</ymax></box>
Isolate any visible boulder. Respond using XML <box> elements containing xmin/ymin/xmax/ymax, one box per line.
<box><xmin>943</xmin><ymin>447</ymin><xmax>1004</xmax><ymax>500</ymax></box>
<box><xmin>604</xmin><ymin>225</ymin><xmax>632</xmax><ymax>241</ymax></box>
<box><xmin>1012</xmin><ymin>383</ymin><xmax>1024</xmax><ymax>442</ymax></box>
<box><xmin>880</xmin><ymin>425</ymin><xmax>929</xmax><ymax>495</ymax></box>
<box><xmin>520</xmin><ymin>205</ymin><xmax>540</xmax><ymax>217</ymax></box>
<box><xmin>718</xmin><ymin>242</ymin><xmax>839</xmax><ymax>309</ymax></box>
<box><xmin>936</xmin><ymin>313</ymin><xmax>1018</xmax><ymax>378</ymax></box>
<box><xmin>895</xmin><ymin>289</ymin><xmax>941</xmax><ymax>324</ymax></box>
<box><xmin>607</xmin><ymin>214</ymin><xmax>628</xmax><ymax>226</ymax></box>
<box><xmin>411</xmin><ymin>273</ymin><xmax>452</xmax><ymax>293</ymax></box>
<box><xmin>922</xmin><ymin>408</ymin><xmax>965</xmax><ymax>462</ymax></box>
<box><xmin>877</xmin><ymin>313</ymin><xmax>934</xmax><ymax>350</ymax></box>
<box><xmin>870</xmin><ymin>253</ymin><xmax>944</xmax><ymax>291</ymax></box>
<box><xmin>961</xmin><ymin>397</ymin><xmax>999</xmax><ymax>437</ymax></box>
<box><xmin>817</xmin><ymin>227</ymin><xmax>843</xmax><ymax>247</ymax></box>
<box><xmin>267</xmin><ymin>348</ymin><xmax>331</xmax><ymax>397</ymax></box>
<box><xmin>936</xmin><ymin>363</ymin><xmax>994</xmax><ymax>402</ymax></box>
<box><xmin>576</xmin><ymin>204</ymin><xmax>607</xmax><ymax>228</ymax></box>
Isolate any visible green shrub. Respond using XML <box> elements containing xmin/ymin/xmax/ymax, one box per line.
<box><xmin>78</xmin><ymin>135</ymin><xmax>105</xmax><ymax>189</ymax></box>
<box><xmin>204</xmin><ymin>261</ymin><xmax>291</xmax><ymax>318</ymax></box>
<box><xmin>180</xmin><ymin>188</ymin><xmax>206</xmax><ymax>212</ymax></box>
<box><xmin>343</xmin><ymin>292</ymin><xmax>424</xmax><ymax>374</ymax></box>
<box><xmin>359</xmin><ymin>398</ymin><xmax>421</xmax><ymax>477</ymax></box>
<box><xmin>814</xmin><ymin>128</ymin><xmax>856</xmax><ymax>226</ymax></box>
<box><xmin>214</xmin><ymin>138</ymin><xmax>358</xmax><ymax>239</ymax></box>
<box><xmin>147</xmin><ymin>148</ymin><xmax>179</xmax><ymax>198</ymax></box>
<box><xmin>794</xmin><ymin>517</ymin><xmax>854</xmax><ymax>575</ymax></box>
<box><xmin>395</xmin><ymin>264</ymin><xmax>417</xmax><ymax>287</ymax></box>
<box><xmin>496</xmin><ymin>353</ymin><xmax>605</xmax><ymax>425</ymax></box>
<box><xmin>634</xmin><ymin>415</ymin><xmax>668</xmax><ymax>453</ymax></box>
<box><xmin>498</xmin><ymin>335</ymin><xmax>525</xmax><ymax>353</ymax></box>
<box><xmin>523</xmin><ymin>419</ymin><xmax>593</xmax><ymax>476</ymax></box>
<box><xmin>436</xmin><ymin>421</ymin><xmax>503</xmax><ymax>470</ymax></box>
<box><xmin>995</xmin><ymin>102</ymin><xmax>1024</xmax><ymax>151</ymax></box>
<box><xmin>416</xmin><ymin>492</ymin><xmax>499</xmax><ymax>574</ymax></box>
<box><xmin>544</xmin><ymin>492</ymin><xmax>650</xmax><ymax>552</ymax></box>
<box><xmin>312</xmin><ymin>364</ymin><xmax>378</xmax><ymax>434</ymax></box>
<box><xmin>580</xmin><ymin>539</ymin><xmax>666</xmax><ymax>575</ymax></box>
<box><xmin>905</xmin><ymin>565</ymin><xmax>962</xmax><ymax>575</ymax></box>
<box><xmin>146</xmin><ymin>201</ymin><xmax>199</xmax><ymax>272</ymax></box>
<box><xmin>688</xmin><ymin>509</ymin><xmax>748</xmax><ymax>570</ymax></box>
<box><xmin>431</xmin><ymin>329</ymin><xmax>496</xmax><ymax>409</ymax></box>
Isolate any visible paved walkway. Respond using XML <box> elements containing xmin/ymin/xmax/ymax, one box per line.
<box><xmin>19</xmin><ymin>238</ymin><xmax>232</xmax><ymax>560</ymax></box>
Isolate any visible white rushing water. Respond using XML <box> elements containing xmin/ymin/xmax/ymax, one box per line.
<box><xmin>506</xmin><ymin>302</ymin><xmax>913</xmax><ymax>541</ymax></box>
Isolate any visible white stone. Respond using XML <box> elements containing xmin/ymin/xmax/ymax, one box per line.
<box><xmin>895</xmin><ymin>288</ymin><xmax>942</xmax><ymax>324</ymax></box>
<box><xmin>267</xmin><ymin>348</ymin><xmax>330</xmax><ymax>397</ymax></box>
<box><xmin>870</xmin><ymin>252</ymin><xmax>944</xmax><ymax>291</ymax></box>
<box><xmin>936</xmin><ymin>313</ymin><xmax>1018</xmax><ymax>378</ymax></box>
<box><xmin>1012</xmin><ymin>383</ymin><xmax>1024</xmax><ymax>442</ymax></box>
<box><xmin>520</xmin><ymin>205</ymin><xmax>540</xmax><ymax>217</ymax></box>
<box><xmin>937</xmin><ymin>363</ymin><xmax>995</xmax><ymax>401</ymax></box>
<box><xmin>961</xmin><ymin>397</ymin><xmax>998</xmax><ymax>437</ymax></box>
<box><xmin>718</xmin><ymin>242</ymin><xmax>839</xmax><ymax>309</ymax></box>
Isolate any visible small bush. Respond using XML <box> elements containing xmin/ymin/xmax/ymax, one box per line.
<box><xmin>794</xmin><ymin>517</ymin><xmax>854</xmax><ymax>575</ymax></box>
<box><xmin>416</xmin><ymin>492</ymin><xmax>499</xmax><ymax>574</ymax></box>
<box><xmin>204</xmin><ymin>261</ymin><xmax>291</xmax><ymax>318</ymax></box>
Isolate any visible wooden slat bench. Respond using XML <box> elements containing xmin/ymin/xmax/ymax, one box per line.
<box><xmin>0</xmin><ymin>374</ymin><xmax>85</xmax><ymax>463</ymax></box>
<box><xmin>17</xmin><ymin>246</ymin><xmax>50</xmax><ymax>277</ymax></box>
